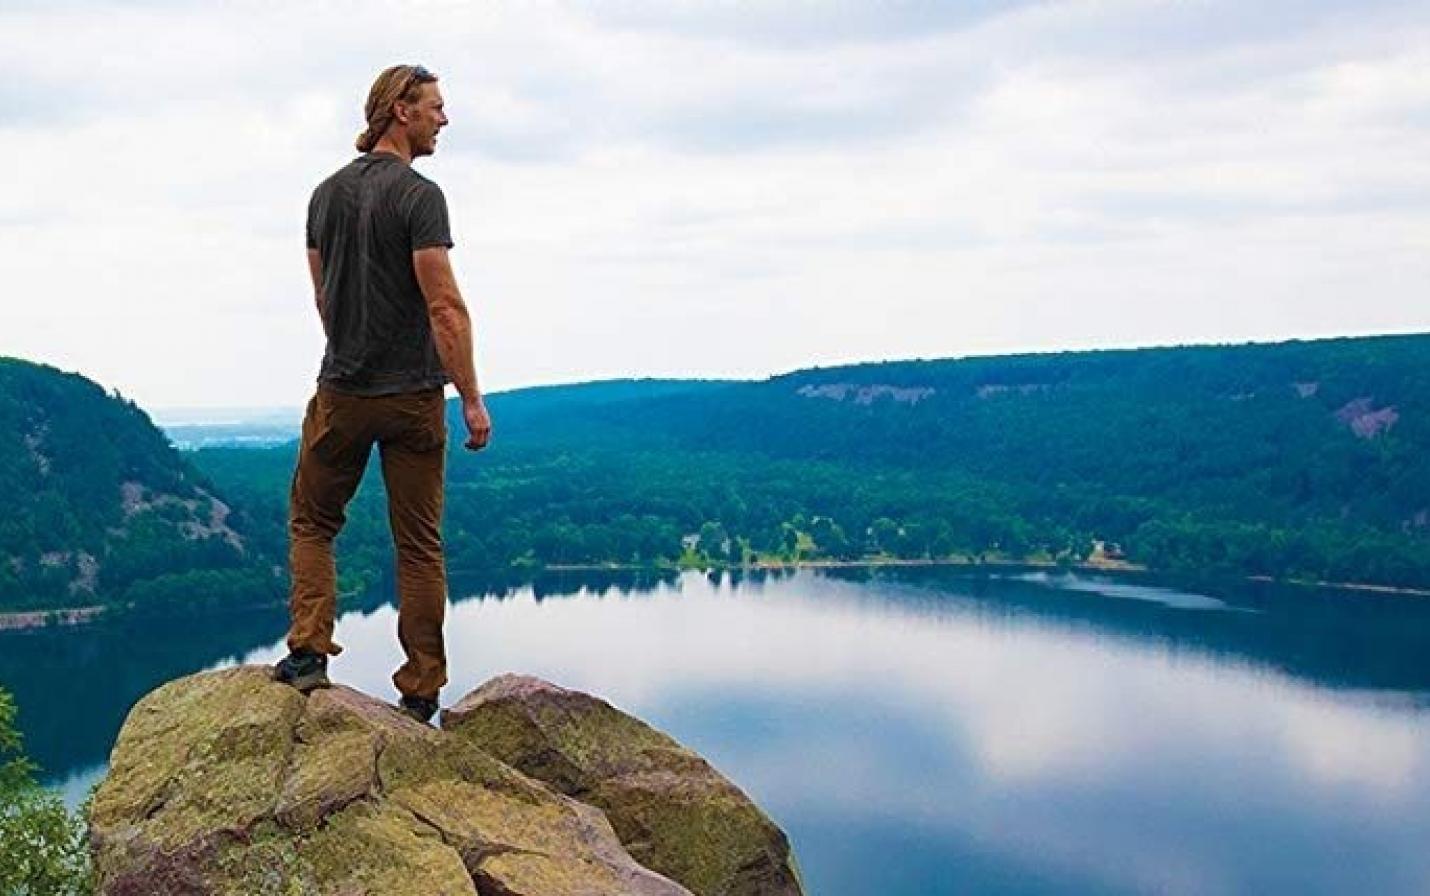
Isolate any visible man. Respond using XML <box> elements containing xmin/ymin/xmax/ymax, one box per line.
<box><xmin>272</xmin><ymin>64</ymin><xmax>491</xmax><ymax>725</ymax></box>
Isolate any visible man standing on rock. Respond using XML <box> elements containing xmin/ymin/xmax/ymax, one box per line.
<box><xmin>273</xmin><ymin>64</ymin><xmax>491</xmax><ymax>725</ymax></box>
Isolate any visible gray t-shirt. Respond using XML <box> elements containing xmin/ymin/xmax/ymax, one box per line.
<box><xmin>305</xmin><ymin>151</ymin><xmax>453</xmax><ymax>396</ymax></box>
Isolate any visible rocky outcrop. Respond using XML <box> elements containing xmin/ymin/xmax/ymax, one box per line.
<box><xmin>442</xmin><ymin>675</ymin><xmax>805</xmax><ymax>896</ymax></box>
<box><xmin>90</xmin><ymin>667</ymin><xmax>803</xmax><ymax>896</ymax></box>
<box><xmin>91</xmin><ymin>668</ymin><xmax>693</xmax><ymax>895</ymax></box>
<box><xmin>1334</xmin><ymin>397</ymin><xmax>1399</xmax><ymax>439</ymax></box>
<box><xmin>796</xmin><ymin>382</ymin><xmax>934</xmax><ymax>405</ymax></box>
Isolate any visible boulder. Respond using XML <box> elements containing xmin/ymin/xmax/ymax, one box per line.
<box><xmin>442</xmin><ymin>674</ymin><xmax>805</xmax><ymax>896</ymax></box>
<box><xmin>90</xmin><ymin>667</ymin><xmax>693</xmax><ymax>896</ymax></box>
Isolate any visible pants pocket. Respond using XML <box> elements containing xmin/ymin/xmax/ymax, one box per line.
<box><xmin>399</xmin><ymin>391</ymin><xmax>447</xmax><ymax>454</ymax></box>
<box><xmin>309</xmin><ymin>391</ymin><xmax>355</xmax><ymax>463</ymax></box>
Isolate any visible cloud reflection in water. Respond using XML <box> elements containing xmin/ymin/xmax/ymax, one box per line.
<box><xmin>235</xmin><ymin>569</ymin><xmax>1430</xmax><ymax>895</ymax></box>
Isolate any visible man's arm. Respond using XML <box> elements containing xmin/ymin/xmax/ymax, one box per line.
<box><xmin>306</xmin><ymin>249</ymin><xmax>329</xmax><ymax>339</ymax></box>
<box><xmin>413</xmin><ymin>246</ymin><xmax>491</xmax><ymax>450</ymax></box>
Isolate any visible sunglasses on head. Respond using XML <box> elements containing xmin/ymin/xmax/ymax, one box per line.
<box><xmin>401</xmin><ymin>65</ymin><xmax>434</xmax><ymax>95</ymax></box>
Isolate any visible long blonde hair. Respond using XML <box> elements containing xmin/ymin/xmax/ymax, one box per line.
<box><xmin>356</xmin><ymin>65</ymin><xmax>438</xmax><ymax>153</ymax></box>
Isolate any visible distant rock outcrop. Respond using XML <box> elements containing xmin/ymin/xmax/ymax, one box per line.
<box><xmin>1335</xmin><ymin>397</ymin><xmax>1399</xmax><ymax>439</ymax></box>
<box><xmin>90</xmin><ymin>667</ymin><xmax>804</xmax><ymax>896</ymax></box>
<box><xmin>796</xmin><ymin>382</ymin><xmax>934</xmax><ymax>405</ymax></box>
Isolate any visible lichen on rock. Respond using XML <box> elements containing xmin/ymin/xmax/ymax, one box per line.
<box><xmin>442</xmin><ymin>674</ymin><xmax>806</xmax><ymax>896</ymax></box>
<box><xmin>90</xmin><ymin>667</ymin><xmax>696</xmax><ymax>895</ymax></box>
<box><xmin>89</xmin><ymin>666</ymin><xmax>801</xmax><ymax>896</ymax></box>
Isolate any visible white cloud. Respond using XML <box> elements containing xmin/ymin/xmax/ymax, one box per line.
<box><xmin>0</xmin><ymin>0</ymin><xmax>1427</xmax><ymax>408</ymax></box>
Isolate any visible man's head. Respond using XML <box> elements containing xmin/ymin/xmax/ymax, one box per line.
<box><xmin>356</xmin><ymin>64</ymin><xmax>447</xmax><ymax>159</ymax></box>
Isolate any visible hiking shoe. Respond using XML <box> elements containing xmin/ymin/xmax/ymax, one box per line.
<box><xmin>398</xmin><ymin>695</ymin><xmax>439</xmax><ymax>725</ymax></box>
<box><xmin>272</xmin><ymin>650</ymin><xmax>330</xmax><ymax>693</ymax></box>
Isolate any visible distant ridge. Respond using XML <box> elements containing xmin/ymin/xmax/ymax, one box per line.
<box><xmin>589</xmin><ymin>332</ymin><xmax>1430</xmax><ymax>527</ymax></box>
<box><xmin>421</xmin><ymin>332</ymin><xmax>1430</xmax><ymax>588</ymax></box>
<box><xmin>12</xmin><ymin>331</ymin><xmax>1429</xmax><ymax>612</ymax></box>
<box><xmin>179</xmin><ymin>332</ymin><xmax>1430</xmax><ymax>591</ymax></box>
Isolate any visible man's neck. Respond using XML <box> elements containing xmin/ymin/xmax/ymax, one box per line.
<box><xmin>369</xmin><ymin>137</ymin><xmax>412</xmax><ymax>164</ymax></box>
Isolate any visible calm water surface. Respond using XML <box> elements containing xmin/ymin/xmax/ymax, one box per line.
<box><xmin>5</xmin><ymin>567</ymin><xmax>1430</xmax><ymax>895</ymax></box>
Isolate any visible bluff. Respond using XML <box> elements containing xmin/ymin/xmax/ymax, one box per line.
<box><xmin>0</xmin><ymin>358</ymin><xmax>266</xmax><ymax>614</ymax></box>
<box><xmin>408</xmin><ymin>333</ymin><xmax>1428</xmax><ymax>587</ymax></box>
<box><xmin>89</xmin><ymin>667</ymin><xmax>805</xmax><ymax>896</ymax></box>
<box><xmin>590</xmin><ymin>333</ymin><xmax>1430</xmax><ymax>535</ymax></box>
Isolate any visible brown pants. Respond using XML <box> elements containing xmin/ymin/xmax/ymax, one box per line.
<box><xmin>285</xmin><ymin>384</ymin><xmax>449</xmax><ymax>700</ymax></box>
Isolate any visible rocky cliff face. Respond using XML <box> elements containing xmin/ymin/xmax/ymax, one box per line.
<box><xmin>89</xmin><ymin>667</ymin><xmax>804</xmax><ymax>896</ymax></box>
<box><xmin>0</xmin><ymin>356</ymin><xmax>256</xmax><ymax>613</ymax></box>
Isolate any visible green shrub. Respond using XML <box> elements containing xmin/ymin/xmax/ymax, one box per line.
<box><xmin>0</xmin><ymin>689</ymin><xmax>90</xmax><ymax>895</ymax></box>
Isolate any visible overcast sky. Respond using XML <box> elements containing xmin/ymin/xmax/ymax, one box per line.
<box><xmin>2</xmin><ymin>1</ymin><xmax>1427</xmax><ymax>411</ymax></box>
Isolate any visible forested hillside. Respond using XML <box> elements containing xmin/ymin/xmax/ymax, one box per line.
<box><xmin>0</xmin><ymin>359</ymin><xmax>277</xmax><ymax>612</ymax></box>
<box><xmin>621</xmin><ymin>334</ymin><xmax>1430</xmax><ymax>531</ymax></box>
<box><xmin>586</xmin><ymin>334</ymin><xmax>1430</xmax><ymax>583</ymax></box>
<box><xmin>583</xmin><ymin>332</ymin><xmax>1430</xmax><ymax>577</ymax></box>
<box><xmin>196</xmin><ymin>334</ymin><xmax>1430</xmax><ymax>595</ymax></box>
<box><xmin>6</xmin><ymin>335</ymin><xmax>1428</xmax><ymax>616</ymax></box>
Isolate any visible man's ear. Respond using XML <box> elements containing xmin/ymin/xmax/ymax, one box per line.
<box><xmin>392</xmin><ymin>100</ymin><xmax>411</xmax><ymax>126</ymax></box>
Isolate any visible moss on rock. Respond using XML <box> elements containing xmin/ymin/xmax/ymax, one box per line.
<box><xmin>91</xmin><ymin>667</ymin><xmax>304</xmax><ymax>854</ymax></box>
<box><xmin>91</xmin><ymin>666</ymin><xmax>693</xmax><ymax>896</ymax></box>
<box><xmin>441</xmin><ymin>674</ymin><xmax>806</xmax><ymax>896</ymax></box>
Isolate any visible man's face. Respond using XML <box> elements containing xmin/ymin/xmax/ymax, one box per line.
<box><xmin>400</xmin><ymin>82</ymin><xmax>447</xmax><ymax>158</ymax></box>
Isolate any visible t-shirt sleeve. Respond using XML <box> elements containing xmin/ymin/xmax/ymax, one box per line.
<box><xmin>305</xmin><ymin>187</ymin><xmax>320</xmax><ymax>250</ymax></box>
<box><xmin>408</xmin><ymin>181</ymin><xmax>454</xmax><ymax>251</ymax></box>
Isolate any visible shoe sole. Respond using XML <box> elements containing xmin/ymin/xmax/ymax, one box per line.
<box><xmin>397</xmin><ymin>702</ymin><xmax>438</xmax><ymax>726</ymax></box>
<box><xmin>274</xmin><ymin>668</ymin><xmax>331</xmax><ymax>693</ymax></box>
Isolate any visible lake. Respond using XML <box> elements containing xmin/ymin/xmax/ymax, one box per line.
<box><xmin>5</xmin><ymin>566</ymin><xmax>1430</xmax><ymax>895</ymax></box>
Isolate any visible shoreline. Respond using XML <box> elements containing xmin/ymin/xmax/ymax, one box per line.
<box><xmin>1245</xmin><ymin>575</ymin><xmax>1430</xmax><ymax>598</ymax></box>
<box><xmin>543</xmin><ymin>556</ymin><xmax>1145</xmax><ymax>574</ymax></box>
<box><xmin>548</xmin><ymin>557</ymin><xmax>1430</xmax><ymax>597</ymax></box>
<box><xmin>0</xmin><ymin>605</ymin><xmax>106</xmax><ymax>632</ymax></box>
<box><xmin>5</xmin><ymin>560</ymin><xmax>1427</xmax><ymax>632</ymax></box>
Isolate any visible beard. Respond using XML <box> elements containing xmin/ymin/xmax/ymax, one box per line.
<box><xmin>409</xmin><ymin>124</ymin><xmax>439</xmax><ymax>158</ymax></box>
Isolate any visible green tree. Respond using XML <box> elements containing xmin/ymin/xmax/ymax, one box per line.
<box><xmin>698</xmin><ymin>521</ymin><xmax>731</xmax><ymax>562</ymax></box>
<box><xmin>782</xmin><ymin>524</ymin><xmax>800</xmax><ymax>557</ymax></box>
<box><xmin>0</xmin><ymin>688</ymin><xmax>90</xmax><ymax>895</ymax></box>
<box><xmin>809</xmin><ymin>516</ymin><xmax>852</xmax><ymax>559</ymax></box>
<box><xmin>869</xmin><ymin>517</ymin><xmax>900</xmax><ymax>555</ymax></box>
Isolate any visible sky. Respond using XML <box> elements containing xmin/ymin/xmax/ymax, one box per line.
<box><xmin>2</xmin><ymin>0</ymin><xmax>1427</xmax><ymax>411</ymax></box>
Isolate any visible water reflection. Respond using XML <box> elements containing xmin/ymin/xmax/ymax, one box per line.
<box><xmin>0</xmin><ymin>604</ymin><xmax>290</xmax><ymax>788</ymax></box>
<box><xmin>3</xmin><ymin>568</ymin><xmax>1430</xmax><ymax>894</ymax></box>
<box><xmin>1012</xmin><ymin>570</ymin><xmax>1238</xmax><ymax>610</ymax></box>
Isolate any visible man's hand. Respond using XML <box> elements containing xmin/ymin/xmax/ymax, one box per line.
<box><xmin>463</xmin><ymin>396</ymin><xmax>492</xmax><ymax>451</ymax></box>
